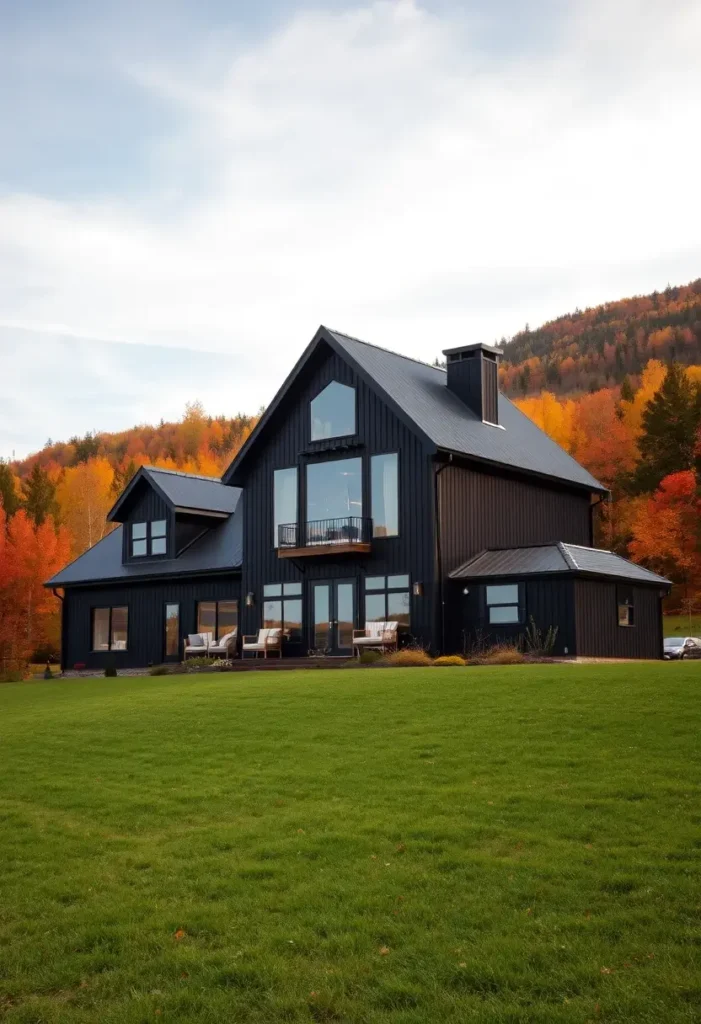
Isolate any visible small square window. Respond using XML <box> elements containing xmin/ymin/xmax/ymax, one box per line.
<box><xmin>132</xmin><ymin>522</ymin><xmax>147</xmax><ymax>540</ymax></box>
<box><xmin>365</xmin><ymin>576</ymin><xmax>385</xmax><ymax>591</ymax></box>
<box><xmin>263</xmin><ymin>583</ymin><xmax>283</xmax><ymax>597</ymax></box>
<box><xmin>152</xmin><ymin>520</ymin><xmax>167</xmax><ymax>537</ymax></box>
<box><xmin>132</xmin><ymin>539</ymin><xmax>148</xmax><ymax>557</ymax></box>
<box><xmin>151</xmin><ymin>537</ymin><xmax>167</xmax><ymax>555</ymax></box>
<box><xmin>283</xmin><ymin>582</ymin><xmax>302</xmax><ymax>596</ymax></box>
<box><xmin>387</xmin><ymin>574</ymin><xmax>409</xmax><ymax>589</ymax></box>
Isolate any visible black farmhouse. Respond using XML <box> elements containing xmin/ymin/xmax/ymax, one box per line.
<box><xmin>46</xmin><ymin>326</ymin><xmax>670</xmax><ymax>666</ymax></box>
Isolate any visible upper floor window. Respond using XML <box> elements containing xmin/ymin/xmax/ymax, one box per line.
<box><xmin>131</xmin><ymin>520</ymin><xmax>167</xmax><ymax>557</ymax></box>
<box><xmin>371</xmin><ymin>452</ymin><xmax>398</xmax><ymax>537</ymax></box>
<box><xmin>310</xmin><ymin>381</ymin><xmax>356</xmax><ymax>440</ymax></box>
<box><xmin>307</xmin><ymin>457</ymin><xmax>362</xmax><ymax>527</ymax></box>
<box><xmin>274</xmin><ymin>467</ymin><xmax>298</xmax><ymax>548</ymax></box>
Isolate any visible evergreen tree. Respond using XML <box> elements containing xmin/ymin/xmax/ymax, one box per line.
<box><xmin>634</xmin><ymin>362</ymin><xmax>701</xmax><ymax>492</ymax></box>
<box><xmin>620</xmin><ymin>376</ymin><xmax>634</xmax><ymax>402</ymax></box>
<box><xmin>0</xmin><ymin>460</ymin><xmax>19</xmax><ymax>517</ymax></box>
<box><xmin>112</xmin><ymin>459</ymin><xmax>138</xmax><ymax>495</ymax></box>
<box><xmin>22</xmin><ymin>463</ymin><xmax>59</xmax><ymax>526</ymax></box>
<box><xmin>69</xmin><ymin>432</ymin><xmax>100</xmax><ymax>465</ymax></box>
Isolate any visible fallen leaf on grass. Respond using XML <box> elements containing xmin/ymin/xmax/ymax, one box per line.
<box><xmin>600</xmin><ymin>967</ymin><xmax>614</xmax><ymax>975</ymax></box>
<box><xmin>379</xmin><ymin>946</ymin><xmax>390</xmax><ymax>956</ymax></box>
<box><xmin>174</xmin><ymin>929</ymin><xmax>186</xmax><ymax>941</ymax></box>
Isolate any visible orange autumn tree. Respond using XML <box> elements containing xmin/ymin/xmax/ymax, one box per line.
<box><xmin>0</xmin><ymin>506</ymin><xmax>70</xmax><ymax>667</ymax></box>
<box><xmin>629</xmin><ymin>471</ymin><xmax>701</xmax><ymax>590</ymax></box>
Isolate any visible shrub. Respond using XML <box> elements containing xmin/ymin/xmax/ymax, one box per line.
<box><xmin>43</xmin><ymin>665</ymin><xmax>54</xmax><ymax>679</ymax></box>
<box><xmin>358</xmin><ymin>650</ymin><xmax>383</xmax><ymax>665</ymax></box>
<box><xmin>0</xmin><ymin>669</ymin><xmax>25</xmax><ymax>683</ymax></box>
<box><xmin>480</xmin><ymin>644</ymin><xmax>525</xmax><ymax>665</ymax></box>
<box><xmin>149</xmin><ymin>664</ymin><xmax>171</xmax><ymax>676</ymax></box>
<box><xmin>433</xmin><ymin>655</ymin><xmax>467</xmax><ymax>667</ymax></box>
<box><xmin>380</xmin><ymin>648</ymin><xmax>433</xmax><ymax>667</ymax></box>
<box><xmin>184</xmin><ymin>656</ymin><xmax>219</xmax><ymax>670</ymax></box>
<box><xmin>32</xmin><ymin>644</ymin><xmax>60</xmax><ymax>664</ymax></box>
<box><xmin>104</xmin><ymin>666</ymin><xmax>118</xmax><ymax>677</ymax></box>
<box><xmin>522</xmin><ymin>617</ymin><xmax>559</xmax><ymax>657</ymax></box>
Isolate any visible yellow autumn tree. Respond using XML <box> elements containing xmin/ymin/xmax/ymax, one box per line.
<box><xmin>514</xmin><ymin>392</ymin><xmax>575</xmax><ymax>452</ymax></box>
<box><xmin>619</xmin><ymin>359</ymin><xmax>666</xmax><ymax>441</ymax></box>
<box><xmin>56</xmin><ymin>457</ymin><xmax>115</xmax><ymax>558</ymax></box>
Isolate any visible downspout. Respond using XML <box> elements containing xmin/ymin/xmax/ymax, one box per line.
<box><xmin>52</xmin><ymin>588</ymin><xmax>65</xmax><ymax>672</ymax></box>
<box><xmin>590</xmin><ymin>492</ymin><xmax>607</xmax><ymax>547</ymax></box>
<box><xmin>434</xmin><ymin>453</ymin><xmax>452</xmax><ymax>654</ymax></box>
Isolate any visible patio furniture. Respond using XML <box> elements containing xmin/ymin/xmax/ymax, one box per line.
<box><xmin>208</xmin><ymin>629</ymin><xmax>238</xmax><ymax>659</ymax></box>
<box><xmin>352</xmin><ymin>621</ymin><xmax>398</xmax><ymax>657</ymax></box>
<box><xmin>183</xmin><ymin>632</ymin><xmax>213</xmax><ymax>659</ymax></box>
<box><xmin>242</xmin><ymin>628</ymin><xmax>283</xmax><ymax>659</ymax></box>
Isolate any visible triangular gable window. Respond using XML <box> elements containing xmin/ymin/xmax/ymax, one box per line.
<box><xmin>310</xmin><ymin>381</ymin><xmax>356</xmax><ymax>440</ymax></box>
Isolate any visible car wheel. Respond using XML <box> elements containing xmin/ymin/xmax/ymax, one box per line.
<box><xmin>681</xmin><ymin>653</ymin><xmax>687</xmax><ymax>660</ymax></box>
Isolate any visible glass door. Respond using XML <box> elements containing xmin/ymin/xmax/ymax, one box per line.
<box><xmin>164</xmin><ymin>603</ymin><xmax>180</xmax><ymax>661</ymax></box>
<box><xmin>311</xmin><ymin>580</ymin><xmax>356</xmax><ymax>656</ymax></box>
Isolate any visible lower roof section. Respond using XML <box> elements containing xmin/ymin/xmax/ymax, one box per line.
<box><xmin>46</xmin><ymin>504</ymin><xmax>242</xmax><ymax>588</ymax></box>
<box><xmin>449</xmin><ymin>543</ymin><xmax>670</xmax><ymax>587</ymax></box>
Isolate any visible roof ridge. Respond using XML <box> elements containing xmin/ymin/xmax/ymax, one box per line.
<box><xmin>143</xmin><ymin>465</ymin><xmax>224</xmax><ymax>484</ymax></box>
<box><xmin>328</xmin><ymin>327</ymin><xmax>447</xmax><ymax>374</ymax></box>
<box><xmin>562</xmin><ymin>542</ymin><xmax>612</xmax><ymax>554</ymax></box>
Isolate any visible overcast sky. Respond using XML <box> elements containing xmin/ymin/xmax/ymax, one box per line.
<box><xmin>1</xmin><ymin>0</ymin><xmax>700</xmax><ymax>459</ymax></box>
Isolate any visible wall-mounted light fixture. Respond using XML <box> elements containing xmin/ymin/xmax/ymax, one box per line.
<box><xmin>462</xmin><ymin>587</ymin><xmax>470</xmax><ymax>596</ymax></box>
<box><xmin>412</xmin><ymin>581</ymin><xmax>423</xmax><ymax>596</ymax></box>
<box><xmin>246</xmin><ymin>592</ymin><xmax>255</xmax><ymax>608</ymax></box>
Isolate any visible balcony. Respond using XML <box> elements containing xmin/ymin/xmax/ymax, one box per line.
<box><xmin>278</xmin><ymin>516</ymin><xmax>373</xmax><ymax>558</ymax></box>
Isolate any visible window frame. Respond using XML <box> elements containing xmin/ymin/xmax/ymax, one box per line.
<box><xmin>305</xmin><ymin>455</ymin><xmax>363</xmax><ymax>528</ymax></box>
<box><xmin>617</xmin><ymin>586</ymin><xmax>635</xmax><ymax>627</ymax></box>
<box><xmin>91</xmin><ymin>606</ymin><xmax>129</xmax><ymax>652</ymax></box>
<box><xmin>196</xmin><ymin>599</ymin><xmax>239</xmax><ymax>641</ymax></box>
<box><xmin>363</xmin><ymin>575</ymin><xmax>411</xmax><ymax>636</ymax></box>
<box><xmin>485</xmin><ymin>583</ymin><xmax>524</xmax><ymax>626</ymax></box>
<box><xmin>263</xmin><ymin>582</ymin><xmax>303</xmax><ymax>642</ymax></box>
<box><xmin>370</xmin><ymin>451</ymin><xmax>399</xmax><ymax>539</ymax></box>
<box><xmin>310</xmin><ymin>380</ymin><xmax>357</xmax><ymax>442</ymax></box>
<box><xmin>131</xmin><ymin>519</ymin><xmax>168</xmax><ymax>559</ymax></box>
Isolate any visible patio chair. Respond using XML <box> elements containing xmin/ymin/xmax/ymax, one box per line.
<box><xmin>183</xmin><ymin>632</ymin><xmax>213</xmax><ymax>659</ymax></box>
<box><xmin>241</xmin><ymin>628</ymin><xmax>283</xmax><ymax>659</ymax></box>
<box><xmin>208</xmin><ymin>629</ymin><xmax>238</xmax><ymax>659</ymax></box>
<box><xmin>352</xmin><ymin>621</ymin><xmax>398</xmax><ymax>657</ymax></box>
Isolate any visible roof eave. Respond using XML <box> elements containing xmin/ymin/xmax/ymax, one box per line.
<box><xmin>435</xmin><ymin>447</ymin><xmax>608</xmax><ymax>497</ymax></box>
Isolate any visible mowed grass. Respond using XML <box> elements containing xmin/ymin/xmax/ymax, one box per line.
<box><xmin>0</xmin><ymin>666</ymin><xmax>699</xmax><ymax>1023</ymax></box>
<box><xmin>663</xmin><ymin>614</ymin><xmax>701</xmax><ymax>636</ymax></box>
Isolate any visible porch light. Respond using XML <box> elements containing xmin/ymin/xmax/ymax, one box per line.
<box><xmin>412</xmin><ymin>582</ymin><xmax>423</xmax><ymax>596</ymax></box>
<box><xmin>246</xmin><ymin>592</ymin><xmax>255</xmax><ymax>607</ymax></box>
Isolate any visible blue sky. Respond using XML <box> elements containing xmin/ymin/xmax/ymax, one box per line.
<box><xmin>1</xmin><ymin>0</ymin><xmax>700</xmax><ymax>458</ymax></box>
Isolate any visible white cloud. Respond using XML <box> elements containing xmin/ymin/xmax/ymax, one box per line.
<box><xmin>1</xmin><ymin>0</ymin><xmax>700</xmax><ymax>456</ymax></box>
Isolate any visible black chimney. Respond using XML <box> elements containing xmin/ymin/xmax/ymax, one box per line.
<box><xmin>442</xmin><ymin>342</ymin><xmax>502</xmax><ymax>425</ymax></box>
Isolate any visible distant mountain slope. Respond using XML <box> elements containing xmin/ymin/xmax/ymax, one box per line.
<box><xmin>500</xmin><ymin>279</ymin><xmax>701</xmax><ymax>396</ymax></box>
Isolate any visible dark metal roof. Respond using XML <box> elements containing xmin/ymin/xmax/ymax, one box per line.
<box><xmin>328</xmin><ymin>330</ymin><xmax>606</xmax><ymax>493</ymax></box>
<box><xmin>108</xmin><ymin>466</ymin><xmax>239</xmax><ymax>521</ymax></box>
<box><xmin>46</xmin><ymin>492</ymin><xmax>243</xmax><ymax>587</ymax></box>
<box><xmin>449</xmin><ymin>543</ymin><xmax>670</xmax><ymax>586</ymax></box>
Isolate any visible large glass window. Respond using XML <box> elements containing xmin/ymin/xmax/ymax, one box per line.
<box><xmin>310</xmin><ymin>381</ymin><xmax>356</xmax><ymax>440</ymax></box>
<box><xmin>263</xmin><ymin>582</ymin><xmax>303</xmax><ymax>640</ymax></box>
<box><xmin>364</xmin><ymin>575</ymin><xmax>410</xmax><ymax>636</ymax></box>
<box><xmin>131</xmin><ymin>520</ymin><xmax>167</xmax><ymax>557</ymax></box>
<box><xmin>306</xmin><ymin>457</ymin><xmax>362</xmax><ymax>544</ymax></box>
<box><xmin>486</xmin><ymin>584</ymin><xmax>522</xmax><ymax>624</ymax></box>
<box><xmin>92</xmin><ymin>606</ymin><xmax>128</xmax><ymax>651</ymax></box>
<box><xmin>371</xmin><ymin>453</ymin><xmax>398</xmax><ymax>538</ymax></box>
<box><xmin>197</xmin><ymin>600</ymin><xmax>239</xmax><ymax>640</ymax></box>
<box><xmin>274</xmin><ymin>467</ymin><xmax>298</xmax><ymax>548</ymax></box>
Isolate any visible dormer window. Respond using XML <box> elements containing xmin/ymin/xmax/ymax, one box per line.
<box><xmin>310</xmin><ymin>381</ymin><xmax>356</xmax><ymax>440</ymax></box>
<box><xmin>131</xmin><ymin>520</ymin><xmax>167</xmax><ymax>558</ymax></box>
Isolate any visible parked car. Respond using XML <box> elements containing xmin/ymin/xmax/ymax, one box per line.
<box><xmin>663</xmin><ymin>637</ymin><xmax>701</xmax><ymax>660</ymax></box>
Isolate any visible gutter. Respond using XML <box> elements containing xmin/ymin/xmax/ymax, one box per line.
<box><xmin>434</xmin><ymin>453</ymin><xmax>453</xmax><ymax>654</ymax></box>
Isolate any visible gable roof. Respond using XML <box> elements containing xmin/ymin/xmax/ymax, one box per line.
<box><xmin>222</xmin><ymin>326</ymin><xmax>605</xmax><ymax>494</ymax></box>
<box><xmin>449</xmin><ymin>543</ymin><xmax>670</xmax><ymax>587</ymax></box>
<box><xmin>108</xmin><ymin>466</ymin><xmax>239</xmax><ymax>522</ymax></box>
<box><xmin>46</xmin><ymin>492</ymin><xmax>243</xmax><ymax>588</ymax></box>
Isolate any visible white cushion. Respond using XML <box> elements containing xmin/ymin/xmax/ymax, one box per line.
<box><xmin>354</xmin><ymin>636</ymin><xmax>386</xmax><ymax>646</ymax></box>
<box><xmin>243</xmin><ymin>642</ymin><xmax>266</xmax><ymax>651</ymax></box>
<box><xmin>217</xmin><ymin>630</ymin><xmax>237</xmax><ymax>646</ymax></box>
<box><xmin>188</xmin><ymin>634</ymin><xmax>206</xmax><ymax>647</ymax></box>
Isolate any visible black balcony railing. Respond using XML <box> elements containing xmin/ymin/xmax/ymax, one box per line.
<box><xmin>278</xmin><ymin>516</ymin><xmax>372</xmax><ymax>549</ymax></box>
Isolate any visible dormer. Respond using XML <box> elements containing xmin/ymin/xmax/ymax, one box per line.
<box><xmin>106</xmin><ymin>466</ymin><xmax>240</xmax><ymax>566</ymax></box>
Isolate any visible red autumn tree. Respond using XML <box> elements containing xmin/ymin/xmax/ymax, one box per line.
<box><xmin>629</xmin><ymin>471</ymin><xmax>701</xmax><ymax>590</ymax></box>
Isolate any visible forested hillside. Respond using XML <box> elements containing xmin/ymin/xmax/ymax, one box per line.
<box><xmin>500</xmin><ymin>279</ymin><xmax>701</xmax><ymax>396</ymax></box>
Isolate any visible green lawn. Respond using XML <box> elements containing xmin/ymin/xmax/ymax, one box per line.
<box><xmin>663</xmin><ymin>614</ymin><xmax>701</xmax><ymax>637</ymax></box>
<box><xmin>0</xmin><ymin>666</ymin><xmax>699</xmax><ymax>1023</ymax></box>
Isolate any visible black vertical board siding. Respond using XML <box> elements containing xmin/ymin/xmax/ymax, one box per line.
<box><xmin>450</xmin><ymin>577</ymin><xmax>576</xmax><ymax>656</ymax></box>
<box><xmin>238</xmin><ymin>342</ymin><xmax>436</xmax><ymax>650</ymax></box>
<box><xmin>438</xmin><ymin>463</ymin><xmax>591</xmax><ymax>575</ymax></box>
<box><xmin>64</xmin><ymin>575</ymin><xmax>241</xmax><ymax>669</ymax></box>
<box><xmin>574</xmin><ymin>580</ymin><xmax>664</xmax><ymax>659</ymax></box>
